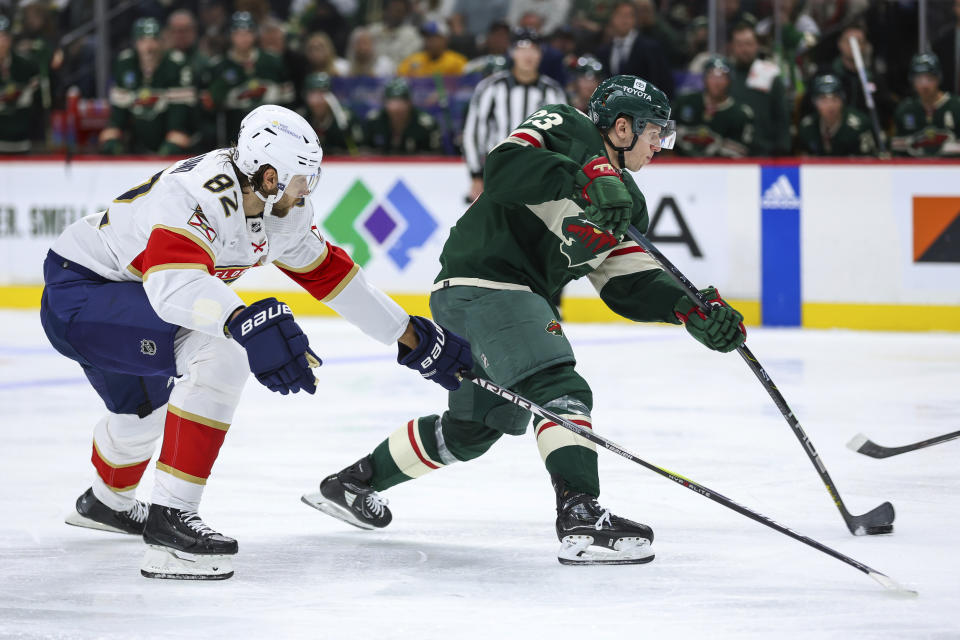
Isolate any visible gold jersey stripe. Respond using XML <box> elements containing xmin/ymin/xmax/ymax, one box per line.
<box><xmin>143</xmin><ymin>263</ymin><xmax>209</xmax><ymax>280</ymax></box>
<box><xmin>92</xmin><ymin>440</ymin><xmax>151</xmax><ymax>469</ymax></box>
<box><xmin>168</xmin><ymin>404</ymin><xmax>231</xmax><ymax>431</ymax></box>
<box><xmin>273</xmin><ymin>243</ymin><xmax>330</xmax><ymax>274</ymax></box>
<box><xmin>320</xmin><ymin>263</ymin><xmax>359</xmax><ymax>303</ymax></box>
<box><xmin>156</xmin><ymin>462</ymin><xmax>207</xmax><ymax>486</ymax></box>
<box><xmin>151</xmin><ymin>224</ymin><xmax>216</xmax><ymax>264</ymax></box>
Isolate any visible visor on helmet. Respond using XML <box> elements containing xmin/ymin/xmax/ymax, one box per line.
<box><xmin>282</xmin><ymin>172</ymin><xmax>321</xmax><ymax>198</ymax></box>
<box><xmin>640</xmin><ymin>120</ymin><xmax>676</xmax><ymax>150</ymax></box>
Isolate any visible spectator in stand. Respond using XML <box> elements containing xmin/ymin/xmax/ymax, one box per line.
<box><xmin>463</xmin><ymin>19</ymin><xmax>512</xmax><ymax>73</ymax></box>
<box><xmin>818</xmin><ymin>23</ymin><xmax>894</xmax><ymax>130</ymax></box>
<box><xmin>727</xmin><ymin>21</ymin><xmax>789</xmax><ymax>155</ymax></box>
<box><xmin>685</xmin><ymin>16</ymin><xmax>712</xmax><ymax>72</ymax></box>
<box><xmin>507</xmin><ymin>0</ymin><xmax>571</xmax><ymax>40</ymax></box>
<box><xmin>304</xmin><ymin>31</ymin><xmax>348</xmax><ymax>76</ymax></box>
<box><xmin>450</xmin><ymin>0</ymin><xmax>510</xmax><ymax>39</ymax></box>
<box><xmin>12</xmin><ymin>0</ymin><xmax>60</xmax><ymax>112</ymax></box>
<box><xmin>345</xmin><ymin>27</ymin><xmax>395</xmax><ymax>78</ymax></box>
<box><xmin>892</xmin><ymin>53</ymin><xmax>960</xmax><ymax>157</ymax></box>
<box><xmin>300</xmin><ymin>72</ymin><xmax>360</xmax><ymax>155</ymax></box>
<box><xmin>369</xmin><ymin>0</ymin><xmax>424</xmax><ymax>68</ymax></box>
<box><xmin>292</xmin><ymin>0</ymin><xmax>350</xmax><ymax>54</ymax></box>
<box><xmin>397</xmin><ymin>21</ymin><xmax>468</xmax><ymax>77</ymax></box>
<box><xmin>566</xmin><ymin>54</ymin><xmax>604</xmax><ymax>114</ymax></box>
<box><xmin>673</xmin><ymin>55</ymin><xmax>755</xmax><ymax>158</ymax></box>
<box><xmin>206</xmin><ymin>11</ymin><xmax>293</xmax><ymax>143</ymax></box>
<box><xmin>196</xmin><ymin>0</ymin><xmax>230</xmax><ymax>58</ymax></box>
<box><xmin>0</xmin><ymin>14</ymin><xmax>41</xmax><ymax>153</ymax></box>
<box><xmin>568</xmin><ymin>0</ymin><xmax>615</xmax><ymax>54</ymax></box>
<box><xmin>461</xmin><ymin>28</ymin><xmax>566</xmax><ymax>201</ymax></box>
<box><xmin>361</xmin><ymin>77</ymin><xmax>441</xmax><ymax>154</ymax></box>
<box><xmin>260</xmin><ymin>18</ymin><xmax>308</xmax><ymax>107</ymax></box>
<box><xmin>595</xmin><ymin>1</ymin><xmax>673</xmax><ymax>98</ymax></box>
<box><xmin>797</xmin><ymin>74</ymin><xmax>875</xmax><ymax>157</ymax></box>
<box><xmin>98</xmin><ymin>18</ymin><xmax>195</xmax><ymax>155</ymax></box>
<box><xmin>514</xmin><ymin>12</ymin><xmax>567</xmax><ymax>85</ymax></box>
<box><xmin>635</xmin><ymin>0</ymin><xmax>685</xmax><ymax>68</ymax></box>
<box><xmin>164</xmin><ymin>9</ymin><xmax>199</xmax><ymax>66</ymax></box>
<box><xmin>933</xmin><ymin>0</ymin><xmax>960</xmax><ymax>94</ymax></box>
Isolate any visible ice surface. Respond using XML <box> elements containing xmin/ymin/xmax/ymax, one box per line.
<box><xmin>1</xmin><ymin>309</ymin><xmax>958</xmax><ymax>639</ymax></box>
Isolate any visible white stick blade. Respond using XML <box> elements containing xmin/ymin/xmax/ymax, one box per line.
<box><xmin>868</xmin><ymin>571</ymin><xmax>918</xmax><ymax>597</ymax></box>
<box><xmin>846</xmin><ymin>433</ymin><xmax>869</xmax><ymax>452</ymax></box>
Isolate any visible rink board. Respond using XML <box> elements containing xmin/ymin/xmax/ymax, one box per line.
<box><xmin>0</xmin><ymin>157</ymin><xmax>958</xmax><ymax>330</ymax></box>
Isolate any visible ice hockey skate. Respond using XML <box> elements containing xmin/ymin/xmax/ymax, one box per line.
<box><xmin>554</xmin><ymin>481</ymin><xmax>654</xmax><ymax>565</ymax></box>
<box><xmin>140</xmin><ymin>505</ymin><xmax>237</xmax><ymax>580</ymax></box>
<box><xmin>64</xmin><ymin>487</ymin><xmax>148</xmax><ymax>535</ymax></box>
<box><xmin>301</xmin><ymin>455</ymin><xmax>392</xmax><ymax>530</ymax></box>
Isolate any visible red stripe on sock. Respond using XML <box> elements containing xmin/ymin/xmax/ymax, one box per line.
<box><xmin>91</xmin><ymin>444</ymin><xmax>150</xmax><ymax>490</ymax></box>
<box><xmin>157</xmin><ymin>410</ymin><xmax>227</xmax><ymax>481</ymax></box>
<box><xmin>407</xmin><ymin>419</ymin><xmax>439</xmax><ymax>470</ymax></box>
<box><xmin>536</xmin><ymin>419</ymin><xmax>592</xmax><ymax>438</ymax></box>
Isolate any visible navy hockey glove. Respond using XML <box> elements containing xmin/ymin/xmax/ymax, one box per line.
<box><xmin>227</xmin><ymin>298</ymin><xmax>321</xmax><ymax>395</ymax></box>
<box><xmin>574</xmin><ymin>156</ymin><xmax>634</xmax><ymax>239</ymax></box>
<box><xmin>674</xmin><ymin>287</ymin><xmax>747</xmax><ymax>353</ymax></box>
<box><xmin>398</xmin><ymin>316</ymin><xmax>473</xmax><ymax>391</ymax></box>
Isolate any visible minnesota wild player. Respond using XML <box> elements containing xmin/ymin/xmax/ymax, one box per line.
<box><xmin>797</xmin><ymin>75</ymin><xmax>875</xmax><ymax>157</ymax></box>
<box><xmin>303</xmin><ymin>75</ymin><xmax>747</xmax><ymax>564</ymax></box>
<box><xmin>892</xmin><ymin>53</ymin><xmax>960</xmax><ymax>157</ymax></box>
<box><xmin>673</xmin><ymin>56</ymin><xmax>755</xmax><ymax>157</ymax></box>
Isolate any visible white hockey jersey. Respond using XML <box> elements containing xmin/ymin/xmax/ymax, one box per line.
<box><xmin>52</xmin><ymin>150</ymin><xmax>408</xmax><ymax>343</ymax></box>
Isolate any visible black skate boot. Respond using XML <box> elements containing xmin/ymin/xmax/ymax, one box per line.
<box><xmin>554</xmin><ymin>479</ymin><xmax>654</xmax><ymax>565</ymax></box>
<box><xmin>64</xmin><ymin>487</ymin><xmax>148</xmax><ymax>535</ymax></box>
<box><xmin>301</xmin><ymin>455</ymin><xmax>392</xmax><ymax>530</ymax></box>
<box><xmin>140</xmin><ymin>505</ymin><xmax>237</xmax><ymax>580</ymax></box>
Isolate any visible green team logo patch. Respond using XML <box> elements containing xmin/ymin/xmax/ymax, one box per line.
<box><xmin>559</xmin><ymin>215</ymin><xmax>619</xmax><ymax>267</ymax></box>
<box><xmin>545</xmin><ymin>320</ymin><xmax>563</xmax><ymax>336</ymax></box>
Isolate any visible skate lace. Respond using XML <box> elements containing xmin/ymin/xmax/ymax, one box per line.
<box><xmin>364</xmin><ymin>492</ymin><xmax>389</xmax><ymax>517</ymax></box>
<box><xmin>126</xmin><ymin>501</ymin><xmax>148</xmax><ymax>524</ymax></box>
<box><xmin>181</xmin><ymin>510</ymin><xmax>216</xmax><ymax>536</ymax></box>
<box><xmin>594</xmin><ymin>509</ymin><xmax>612</xmax><ymax>531</ymax></box>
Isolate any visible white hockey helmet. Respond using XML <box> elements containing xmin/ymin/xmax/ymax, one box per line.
<box><xmin>234</xmin><ymin>104</ymin><xmax>323</xmax><ymax>214</ymax></box>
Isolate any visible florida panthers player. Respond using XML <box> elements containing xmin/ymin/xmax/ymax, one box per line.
<box><xmin>40</xmin><ymin>105</ymin><xmax>471</xmax><ymax>580</ymax></box>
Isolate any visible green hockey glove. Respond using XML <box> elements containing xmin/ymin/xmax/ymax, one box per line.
<box><xmin>674</xmin><ymin>287</ymin><xmax>746</xmax><ymax>353</ymax></box>
<box><xmin>574</xmin><ymin>156</ymin><xmax>633</xmax><ymax>239</ymax></box>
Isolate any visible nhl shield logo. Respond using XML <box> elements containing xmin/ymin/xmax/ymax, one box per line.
<box><xmin>545</xmin><ymin>320</ymin><xmax>563</xmax><ymax>336</ymax></box>
<box><xmin>140</xmin><ymin>339</ymin><xmax>157</xmax><ymax>356</ymax></box>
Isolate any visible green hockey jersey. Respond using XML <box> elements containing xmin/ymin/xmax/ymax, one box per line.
<box><xmin>673</xmin><ymin>92</ymin><xmax>754</xmax><ymax>157</ymax></box>
<box><xmin>892</xmin><ymin>93</ymin><xmax>960</xmax><ymax>157</ymax></box>
<box><xmin>107</xmin><ymin>48</ymin><xmax>196</xmax><ymax>153</ymax></box>
<box><xmin>207</xmin><ymin>49</ymin><xmax>294</xmax><ymax>141</ymax></box>
<box><xmin>361</xmin><ymin>107</ymin><xmax>441</xmax><ymax>155</ymax></box>
<box><xmin>435</xmin><ymin>103</ymin><xmax>684</xmax><ymax>323</ymax></box>
<box><xmin>796</xmin><ymin>107</ymin><xmax>875</xmax><ymax>156</ymax></box>
<box><xmin>0</xmin><ymin>51</ymin><xmax>40</xmax><ymax>152</ymax></box>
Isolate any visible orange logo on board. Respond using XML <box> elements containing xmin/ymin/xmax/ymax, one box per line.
<box><xmin>913</xmin><ymin>197</ymin><xmax>960</xmax><ymax>263</ymax></box>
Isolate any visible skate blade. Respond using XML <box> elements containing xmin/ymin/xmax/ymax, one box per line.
<box><xmin>557</xmin><ymin>535</ymin><xmax>655</xmax><ymax>566</ymax></box>
<box><xmin>65</xmin><ymin>512</ymin><xmax>138</xmax><ymax>535</ymax></box>
<box><xmin>300</xmin><ymin>492</ymin><xmax>375</xmax><ymax>531</ymax></box>
<box><xmin>140</xmin><ymin>545</ymin><xmax>234</xmax><ymax>580</ymax></box>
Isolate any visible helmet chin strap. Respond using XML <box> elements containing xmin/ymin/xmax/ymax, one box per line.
<box><xmin>254</xmin><ymin>188</ymin><xmax>282</xmax><ymax>216</ymax></box>
<box><xmin>602</xmin><ymin>130</ymin><xmax>640</xmax><ymax>172</ymax></box>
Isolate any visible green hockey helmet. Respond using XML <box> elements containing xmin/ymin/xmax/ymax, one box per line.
<box><xmin>811</xmin><ymin>74</ymin><xmax>844</xmax><ymax>100</ymax></box>
<box><xmin>702</xmin><ymin>55</ymin><xmax>731</xmax><ymax>76</ymax></box>
<box><xmin>481</xmin><ymin>54</ymin><xmax>510</xmax><ymax>76</ymax></box>
<box><xmin>384</xmin><ymin>77</ymin><xmax>411</xmax><ymax>100</ymax></box>
<box><xmin>573</xmin><ymin>55</ymin><xmax>604</xmax><ymax>78</ymax></box>
<box><xmin>304</xmin><ymin>72</ymin><xmax>332</xmax><ymax>92</ymax></box>
<box><xmin>132</xmin><ymin>17</ymin><xmax>161</xmax><ymax>41</ymax></box>
<box><xmin>588</xmin><ymin>74</ymin><xmax>676</xmax><ymax>154</ymax></box>
<box><xmin>0</xmin><ymin>15</ymin><xmax>11</xmax><ymax>34</ymax></box>
<box><xmin>909</xmin><ymin>52</ymin><xmax>941</xmax><ymax>80</ymax></box>
<box><xmin>231</xmin><ymin>11</ymin><xmax>257</xmax><ymax>33</ymax></box>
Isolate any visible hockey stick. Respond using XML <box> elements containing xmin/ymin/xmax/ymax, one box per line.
<box><xmin>461</xmin><ymin>372</ymin><xmax>915</xmax><ymax>595</ymax></box>
<box><xmin>849</xmin><ymin>36</ymin><xmax>887</xmax><ymax>154</ymax></box>
<box><xmin>624</xmin><ymin>225</ymin><xmax>895</xmax><ymax>536</ymax></box>
<box><xmin>847</xmin><ymin>429</ymin><xmax>960</xmax><ymax>459</ymax></box>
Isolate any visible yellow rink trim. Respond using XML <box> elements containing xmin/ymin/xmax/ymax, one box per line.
<box><xmin>4</xmin><ymin>285</ymin><xmax>959</xmax><ymax>331</ymax></box>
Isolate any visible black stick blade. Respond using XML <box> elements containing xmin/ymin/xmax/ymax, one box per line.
<box><xmin>847</xmin><ymin>433</ymin><xmax>896</xmax><ymax>459</ymax></box>
<box><xmin>848</xmin><ymin>501</ymin><xmax>895</xmax><ymax>536</ymax></box>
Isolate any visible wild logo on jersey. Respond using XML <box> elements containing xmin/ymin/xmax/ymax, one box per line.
<box><xmin>545</xmin><ymin>320</ymin><xmax>563</xmax><ymax>336</ymax></box>
<box><xmin>188</xmin><ymin>207</ymin><xmax>217</xmax><ymax>242</ymax></box>
<box><xmin>559</xmin><ymin>215</ymin><xmax>619</xmax><ymax>268</ymax></box>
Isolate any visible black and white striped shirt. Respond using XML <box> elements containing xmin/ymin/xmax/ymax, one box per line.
<box><xmin>462</xmin><ymin>70</ymin><xmax>568</xmax><ymax>177</ymax></box>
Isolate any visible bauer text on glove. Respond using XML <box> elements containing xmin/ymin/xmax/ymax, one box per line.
<box><xmin>227</xmin><ymin>297</ymin><xmax>321</xmax><ymax>395</ymax></box>
<box><xmin>398</xmin><ymin>316</ymin><xmax>473</xmax><ymax>391</ymax></box>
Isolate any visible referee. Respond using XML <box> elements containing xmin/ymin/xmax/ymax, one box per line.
<box><xmin>461</xmin><ymin>29</ymin><xmax>567</xmax><ymax>202</ymax></box>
